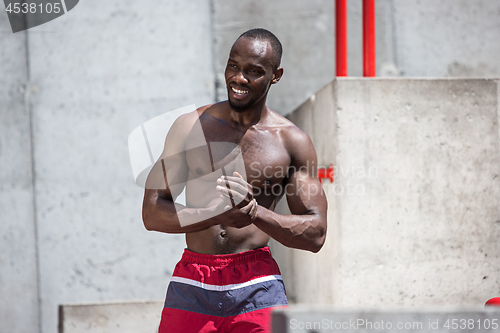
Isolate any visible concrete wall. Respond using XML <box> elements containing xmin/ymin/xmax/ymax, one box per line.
<box><xmin>1</xmin><ymin>1</ymin><xmax>214</xmax><ymax>332</ymax></box>
<box><xmin>392</xmin><ymin>0</ymin><xmax>500</xmax><ymax>77</ymax></box>
<box><xmin>281</xmin><ymin>78</ymin><xmax>500</xmax><ymax>307</ymax></box>
<box><xmin>0</xmin><ymin>15</ymin><xmax>39</xmax><ymax>333</ymax></box>
<box><xmin>211</xmin><ymin>0</ymin><xmax>500</xmax><ymax>113</ymax></box>
<box><xmin>344</xmin><ymin>0</ymin><xmax>500</xmax><ymax>78</ymax></box>
<box><xmin>30</xmin><ymin>2</ymin><xmax>214</xmax><ymax>332</ymax></box>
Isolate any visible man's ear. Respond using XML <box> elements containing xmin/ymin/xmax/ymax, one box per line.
<box><xmin>271</xmin><ymin>67</ymin><xmax>284</xmax><ymax>84</ymax></box>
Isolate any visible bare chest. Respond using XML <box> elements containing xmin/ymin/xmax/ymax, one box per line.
<box><xmin>185</xmin><ymin>122</ymin><xmax>291</xmax><ymax>189</ymax></box>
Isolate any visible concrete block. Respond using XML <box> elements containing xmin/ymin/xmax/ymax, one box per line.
<box><xmin>335</xmin><ymin>78</ymin><xmax>500</xmax><ymax>307</ymax></box>
<box><xmin>58</xmin><ymin>301</ymin><xmax>163</xmax><ymax>333</ymax></box>
<box><xmin>272</xmin><ymin>306</ymin><xmax>500</xmax><ymax>333</ymax></box>
<box><xmin>285</xmin><ymin>78</ymin><xmax>500</xmax><ymax>307</ymax></box>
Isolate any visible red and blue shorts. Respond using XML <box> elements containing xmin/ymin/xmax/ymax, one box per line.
<box><xmin>158</xmin><ymin>246</ymin><xmax>288</xmax><ymax>333</ymax></box>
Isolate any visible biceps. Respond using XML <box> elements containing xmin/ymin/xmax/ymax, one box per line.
<box><xmin>285</xmin><ymin>172</ymin><xmax>325</xmax><ymax>215</ymax></box>
<box><xmin>145</xmin><ymin>152</ymin><xmax>188</xmax><ymax>198</ymax></box>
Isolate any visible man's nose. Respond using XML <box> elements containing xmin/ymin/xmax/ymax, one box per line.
<box><xmin>234</xmin><ymin>70</ymin><xmax>248</xmax><ymax>84</ymax></box>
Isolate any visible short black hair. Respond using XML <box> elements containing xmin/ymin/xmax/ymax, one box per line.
<box><xmin>238</xmin><ymin>28</ymin><xmax>283</xmax><ymax>70</ymax></box>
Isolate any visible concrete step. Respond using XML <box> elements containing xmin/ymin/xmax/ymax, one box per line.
<box><xmin>272</xmin><ymin>306</ymin><xmax>500</xmax><ymax>333</ymax></box>
<box><xmin>58</xmin><ymin>300</ymin><xmax>163</xmax><ymax>333</ymax></box>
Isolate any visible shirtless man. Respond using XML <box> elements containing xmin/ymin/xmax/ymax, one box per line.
<box><xmin>143</xmin><ymin>28</ymin><xmax>327</xmax><ymax>333</ymax></box>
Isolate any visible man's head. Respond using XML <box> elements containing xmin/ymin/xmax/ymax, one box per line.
<box><xmin>238</xmin><ymin>28</ymin><xmax>282</xmax><ymax>71</ymax></box>
<box><xmin>225</xmin><ymin>28</ymin><xmax>284</xmax><ymax>113</ymax></box>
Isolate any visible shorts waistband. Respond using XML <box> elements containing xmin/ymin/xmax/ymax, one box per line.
<box><xmin>181</xmin><ymin>246</ymin><xmax>272</xmax><ymax>267</ymax></box>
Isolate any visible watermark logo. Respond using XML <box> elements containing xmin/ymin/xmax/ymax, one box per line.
<box><xmin>128</xmin><ymin>105</ymin><xmax>377</xmax><ymax>227</ymax></box>
<box><xmin>3</xmin><ymin>0</ymin><xmax>79</xmax><ymax>33</ymax></box>
<box><xmin>128</xmin><ymin>105</ymin><xmax>249</xmax><ymax>227</ymax></box>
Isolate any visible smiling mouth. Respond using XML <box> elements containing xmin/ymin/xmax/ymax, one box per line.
<box><xmin>231</xmin><ymin>87</ymin><xmax>249</xmax><ymax>96</ymax></box>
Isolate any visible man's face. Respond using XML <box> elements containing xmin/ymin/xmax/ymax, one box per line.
<box><xmin>224</xmin><ymin>37</ymin><xmax>280</xmax><ymax>113</ymax></box>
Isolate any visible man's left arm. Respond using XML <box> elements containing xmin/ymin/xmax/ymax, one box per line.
<box><xmin>217</xmin><ymin>130</ymin><xmax>327</xmax><ymax>252</ymax></box>
<box><xmin>253</xmin><ymin>131</ymin><xmax>327</xmax><ymax>252</ymax></box>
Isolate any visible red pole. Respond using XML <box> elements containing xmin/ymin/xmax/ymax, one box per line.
<box><xmin>336</xmin><ymin>0</ymin><xmax>348</xmax><ymax>76</ymax></box>
<box><xmin>363</xmin><ymin>0</ymin><xmax>376</xmax><ymax>77</ymax></box>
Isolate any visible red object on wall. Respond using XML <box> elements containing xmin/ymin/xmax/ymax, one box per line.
<box><xmin>485</xmin><ymin>297</ymin><xmax>500</xmax><ymax>307</ymax></box>
<box><xmin>318</xmin><ymin>164</ymin><xmax>334</xmax><ymax>184</ymax></box>
<box><xmin>363</xmin><ymin>0</ymin><xmax>376</xmax><ymax>77</ymax></box>
<box><xmin>336</xmin><ymin>0</ymin><xmax>348</xmax><ymax>76</ymax></box>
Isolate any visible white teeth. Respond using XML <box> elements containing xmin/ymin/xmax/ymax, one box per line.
<box><xmin>232</xmin><ymin>87</ymin><xmax>248</xmax><ymax>95</ymax></box>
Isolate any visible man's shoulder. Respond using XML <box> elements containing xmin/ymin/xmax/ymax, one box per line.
<box><xmin>196</xmin><ymin>103</ymin><xmax>216</xmax><ymax>114</ymax></box>
<box><xmin>171</xmin><ymin>103</ymin><xmax>215</xmax><ymax>127</ymax></box>
<box><xmin>267</xmin><ymin>109</ymin><xmax>312</xmax><ymax>147</ymax></box>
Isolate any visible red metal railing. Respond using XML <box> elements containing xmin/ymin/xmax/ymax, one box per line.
<box><xmin>363</xmin><ymin>0</ymin><xmax>376</xmax><ymax>76</ymax></box>
<box><xmin>335</xmin><ymin>0</ymin><xmax>348</xmax><ymax>76</ymax></box>
<box><xmin>336</xmin><ymin>0</ymin><xmax>376</xmax><ymax>77</ymax></box>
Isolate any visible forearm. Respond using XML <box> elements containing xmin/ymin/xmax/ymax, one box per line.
<box><xmin>253</xmin><ymin>205</ymin><xmax>326</xmax><ymax>253</ymax></box>
<box><xmin>142</xmin><ymin>193</ymin><xmax>219</xmax><ymax>234</ymax></box>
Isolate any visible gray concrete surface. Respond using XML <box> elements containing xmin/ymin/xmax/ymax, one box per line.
<box><xmin>0</xmin><ymin>13</ymin><xmax>39</xmax><ymax>333</ymax></box>
<box><xmin>1</xmin><ymin>1</ymin><xmax>214</xmax><ymax>332</ymax></box>
<box><xmin>272</xmin><ymin>306</ymin><xmax>500</xmax><ymax>333</ymax></box>
<box><xmin>58</xmin><ymin>301</ymin><xmax>163</xmax><ymax>333</ymax></box>
<box><xmin>393</xmin><ymin>1</ymin><xmax>500</xmax><ymax>78</ymax></box>
<box><xmin>345</xmin><ymin>0</ymin><xmax>500</xmax><ymax>78</ymax></box>
<box><xmin>278</xmin><ymin>78</ymin><xmax>500</xmax><ymax>307</ymax></box>
<box><xmin>27</xmin><ymin>2</ymin><xmax>213</xmax><ymax>332</ymax></box>
<box><xmin>212</xmin><ymin>0</ymin><xmax>500</xmax><ymax>114</ymax></box>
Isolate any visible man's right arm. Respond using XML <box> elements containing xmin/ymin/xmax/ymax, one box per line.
<box><xmin>143</xmin><ymin>188</ymin><xmax>222</xmax><ymax>233</ymax></box>
<box><xmin>142</xmin><ymin>110</ymin><xmax>220</xmax><ymax>233</ymax></box>
<box><xmin>142</xmin><ymin>109</ymin><xmax>258</xmax><ymax>233</ymax></box>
